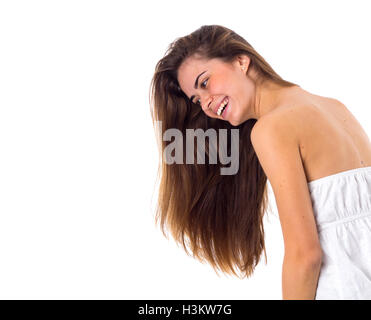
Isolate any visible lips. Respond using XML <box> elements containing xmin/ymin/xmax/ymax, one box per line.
<box><xmin>213</xmin><ymin>96</ymin><xmax>228</xmax><ymax>115</ymax></box>
<box><xmin>221</xmin><ymin>101</ymin><xmax>229</xmax><ymax>118</ymax></box>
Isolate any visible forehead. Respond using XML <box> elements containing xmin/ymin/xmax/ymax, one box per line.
<box><xmin>177</xmin><ymin>56</ymin><xmax>219</xmax><ymax>95</ymax></box>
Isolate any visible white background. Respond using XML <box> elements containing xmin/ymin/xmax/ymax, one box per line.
<box><xmin>0</xmin><ymin>0</ymin><xmax>370</xmax><ymax>299</ymax></box>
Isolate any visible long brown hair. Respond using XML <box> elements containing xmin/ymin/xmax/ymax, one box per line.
<box><xmin>149</xmin><ymin>25</ymin><xmax>298</xmax><ymax>278</ymax></box>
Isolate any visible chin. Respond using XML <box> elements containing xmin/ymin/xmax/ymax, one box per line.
<box><xmin>228</xmin><ymin>119</ymin><xmax>242</xmax><ymax>127</ymax></box>
<box><xmin>227</xmin><ymin>115</ymin><xmax>244</xmax><ymax>127</ymax></box>
<box><xmin>226</xmin><ymin>109</ymin><xmax>245</xmax><ymax>126</ymax></box>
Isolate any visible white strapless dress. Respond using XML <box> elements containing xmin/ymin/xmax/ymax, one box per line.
<box><xmin>307</xmin><ymin>166</ymin><xmax>371</xmax><ymax>299</ymax></box>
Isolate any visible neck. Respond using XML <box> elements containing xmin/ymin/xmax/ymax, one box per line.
<box><xmin>251</xmin><ymin>79</ymin><xmax>300</xmax><ymax>120</ymax></box>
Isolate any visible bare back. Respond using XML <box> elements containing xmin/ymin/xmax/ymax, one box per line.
<box><xmin>275</xmin><ymin>89</ymin><xmax>371</xmax><ymax>183</ymax></box>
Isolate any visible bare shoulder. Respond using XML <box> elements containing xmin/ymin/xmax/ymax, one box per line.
<box><xmin>251</xmin><ymin>105</ymin><xmax>303</xmax><ymax>147</ymax></box>
<box><xmin>250</xmin><ymin>105</ymin><xmax>305</xmax><ymax>181</ymax></box>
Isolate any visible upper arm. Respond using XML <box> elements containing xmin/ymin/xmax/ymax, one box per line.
<box><xmin>251</xmin><ymin>115</ymin><xmax>322</xmax><ymax>261</ymax></box>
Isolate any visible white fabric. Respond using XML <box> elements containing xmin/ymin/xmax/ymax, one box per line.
<box><xmin>307</xmin><ymin>166</ymin><xmax>371</xmax><ymax>300</ymax></box>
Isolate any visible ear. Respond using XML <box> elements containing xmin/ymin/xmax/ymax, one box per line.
<box><xmin>234</xmin><ymin>54</ymin><xmax>251</xmax><ymax>70</ymax></box>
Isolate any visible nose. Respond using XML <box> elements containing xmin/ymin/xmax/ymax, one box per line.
<box><xmin>200</xmin><ymin>95</ymin><xmax>213</xmax><ymax>112</ymax></box>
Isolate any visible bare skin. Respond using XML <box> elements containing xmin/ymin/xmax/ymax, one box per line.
<box><xmin>268</xmin><ymin>89</ymin><xmax>371</xmax><ymax>183</ymax></box>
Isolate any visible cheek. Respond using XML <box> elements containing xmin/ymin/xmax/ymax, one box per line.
<box><xmin>230</xmin><ymin>77</ymin><xmax>252</xmax><ymax>106</ymax></box>
<box><xmin>209</xmin><ymin>74</ymin><xmax>229</xmax><ymax>94</ymax></box>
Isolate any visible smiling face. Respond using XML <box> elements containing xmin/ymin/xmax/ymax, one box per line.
<box><xmin>177</xmin><ymin>54</ymin><xmax>257</xmax><ymax>126</ymax></box>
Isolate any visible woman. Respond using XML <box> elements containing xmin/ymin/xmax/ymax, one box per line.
<box><xmin>149</xmin><ymin>25</ymin><xmax>371</xmax><ymax>299</ymax></box>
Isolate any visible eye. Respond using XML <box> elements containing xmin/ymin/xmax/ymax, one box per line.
<box><xmin>200</xmin><ymin>78</ymin><xmax>208</xmax><ymax>89</ymax></box>
<box><xmin>196</xmin><ymin>99</ymin><xmax>201</xmax><ymax>106</ymax></box>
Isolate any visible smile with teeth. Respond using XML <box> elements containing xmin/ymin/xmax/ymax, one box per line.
<box><xmin>217</xmin><ymin>97</ymin><xmax>229</xmax><ymax>116</ymax></box>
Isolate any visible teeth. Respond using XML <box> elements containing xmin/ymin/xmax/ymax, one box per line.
<box><xmin>217</xmin><ymin>97</ymin><xmax>228</xmax><ymax>116</ymax></box>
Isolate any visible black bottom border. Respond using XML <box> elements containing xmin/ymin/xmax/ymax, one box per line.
<box><xmin>0</xmin><ymin>299</ymin><xmax>369</xmax><ymax>318</ymax></box>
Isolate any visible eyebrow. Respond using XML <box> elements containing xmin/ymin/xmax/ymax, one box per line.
<box><xmin>189</xmin><ymin>70</ymin><xmax>207</xmax><ymax>102</ymax></box>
